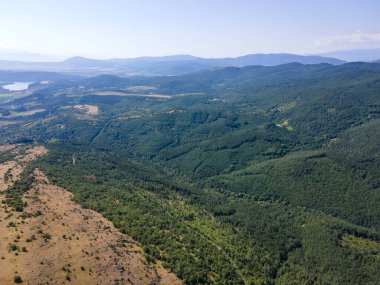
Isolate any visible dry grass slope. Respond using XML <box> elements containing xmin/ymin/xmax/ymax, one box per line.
<box><xmin>0</xmin><ymin>145</ymin><xmax>180</xmax><ymax>285</ymax></box>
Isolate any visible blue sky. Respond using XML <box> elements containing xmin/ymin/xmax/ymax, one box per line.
<box><xmin>0</xmin><ymin>0</ymin><xmax>379</xmax><ymax>59</ymax></box>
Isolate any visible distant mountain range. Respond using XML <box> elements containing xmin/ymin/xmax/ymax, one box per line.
<box><xmin>318</xmin><ymin>48</ymin><xmax>380</xmax><ymax>62</ymax></box>
<box><xmin>0</xmin><ymin>49</ymin><xmax>63</xmax><ymax>62</ymax></box>
<box><xmin>0</xmin><ymin>53</ymin><xmax>345</xmax><ymax>76</ymax></box>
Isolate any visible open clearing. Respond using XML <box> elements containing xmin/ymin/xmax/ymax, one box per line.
<box><xmin>122</xmin><ymin>86</ymin><xmax>157</xmax><ymax>92</ymax></box>
<box><xmin>95</xmin><ymin>91</ymin><xmax>172</xmax><ymax>99</ymax></box>
<box><xmin>0</xmin><ymin>90</ymin><xmax>34</xmax><ymax>101</ymax></box>
<box><xmin>74</xmin><ymin>104</ymin><xmax>99</xmax><ymax>115</ymax></box>
<box><xmin>0</xmin><ymin>120</ymin><xmax>18</xmax><ymax>127</ymax></box>
<box><xmin>0</xmin><ymin>145</ymin><xmax>180</xmax><ymax>285</ymax></box>
<box><xmin>0</xmin><ymin>109</ymin><xmax>46</xmax><ymax>118</ymax></box>
<box><xmin>275</xmin><ymin>119</ymin><xmax>294</xmax><ymax>131</ymax></box>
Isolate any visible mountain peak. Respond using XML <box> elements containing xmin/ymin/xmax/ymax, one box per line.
<box><xmin>63</xmin><ymin>56</ymin><xmax>96</xmax><ymax>63</ymax></box>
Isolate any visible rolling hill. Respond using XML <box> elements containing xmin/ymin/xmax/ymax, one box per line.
<box><xmin>0</xmin><ymin>62</ymin><xmax>379</xmax><ymax>284</ymax></box>
<box><xmin>319</xmin><ymin>48</ymin><xmax>380</xmax><ymax>62</ymax></box>
<box><xmin>0</xmin><ymin>53</ymin><xmax>345</xmax><ymax>76</ymax></box>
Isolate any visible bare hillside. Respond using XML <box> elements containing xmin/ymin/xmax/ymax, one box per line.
<box><xmin>0</xmin><ymin>145</ymin><xmax>180</xmax><ymax>285</ymax></box>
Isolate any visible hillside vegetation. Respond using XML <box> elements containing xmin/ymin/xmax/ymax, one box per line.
<box><xmin>0</xmin><ymin>62</ymin><xmax>379</xmax><ymax>284</ymax></box>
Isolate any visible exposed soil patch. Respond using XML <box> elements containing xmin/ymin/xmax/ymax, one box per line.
<box><xmin>0</xmin><ymin>145</ymin><xmax>181</xmax><ymax>285</ymax></box>
<box><xmin>122</xmin><ymin>86</ymin><xmax>157</xmax><ymax>92</ymax></box>
<box><xmin>17</xmin><ymin>146</ymin><xmax>49</xmax><ymax>162</ymax></box>
<box><xmin>95</xmin><ymin>91</ymin><xmax>172</xmax><ymax>99</ymax></box>
<box><xmin>275</xmin><ymin>119</ymin><xmax>294</xmax><ymax>131</ymax></box>
<box><xmin>0</xmin><ymin>120</ymin><xmax>18</xmax><ymax>127</ymax></box>
<box><xmin>0</xmin><ymin>109</ymin><xmax>46</xmax><ymax>118</ymax></box>
<box><xmin>0</xmin><ymin>144</ymin><xmax>18</xmax><ymax>152</ymax></box>
<box><xmin>74</xmin><ymin>104</ymin><xmax>99</xmax><ymax>115</ymax></box>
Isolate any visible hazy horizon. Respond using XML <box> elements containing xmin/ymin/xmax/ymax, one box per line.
<box><xmin>1</xmin><ymin>0</ymin><xmax>380</xmax><ymax>60</ymax></box>
<box><xmin>1</xmin><ymin>48</ymin><xmax>340</xmax><ymax>62</ymax></box>
<box><xmin>2</xmin><ymin>47</ymin><xmax>380</xmax><ymax>63</ymax></box>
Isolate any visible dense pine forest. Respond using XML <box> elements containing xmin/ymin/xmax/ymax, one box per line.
<box><xmin>1</xmin><ymin>62</ymin><xmax>380</xmax><ymax>284</ymax></box>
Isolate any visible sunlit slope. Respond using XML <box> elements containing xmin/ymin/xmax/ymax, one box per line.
<box><xmin>0</xmin><ymin>62</ymin><xmax>379</xmax><ymax>284</ymax></box>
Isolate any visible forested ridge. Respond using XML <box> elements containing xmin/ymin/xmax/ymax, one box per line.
<box><xmin>1</xmin><ymin>62</ymin><xmax>380</xmax><ymax>284</ymax></box>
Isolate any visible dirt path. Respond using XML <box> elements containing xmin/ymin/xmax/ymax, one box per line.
<box><xmin>0</xmin><ymin>145</ymin><xmax>181</xmax><ymax>285</ymax></box>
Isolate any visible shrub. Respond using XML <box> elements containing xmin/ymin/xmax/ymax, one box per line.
<box><xmin>13</xmin><ymin>275</ymin><xmax>23</xmax><ymax>283</ymax></box>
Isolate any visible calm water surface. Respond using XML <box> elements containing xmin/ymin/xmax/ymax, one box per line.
<box><xmin>2</xmin><ymin>82</ymin><xmax>33</xmax><ymax>91</ymax></box>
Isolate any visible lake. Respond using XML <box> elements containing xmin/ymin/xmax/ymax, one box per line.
<box><xmin>2</xmin><ymin>82</ymin><xmax>33</xmax><ymax>91</ymax></box>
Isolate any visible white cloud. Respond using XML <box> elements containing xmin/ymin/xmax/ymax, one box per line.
<box><xmin>0</xmin><ymin>41</ymin><xmax>39</xmax><ymax>51</ymax></box>
<box><xmin>314</xmin><ymin>31</ymin><xmax>380</xmax><ymax>47</ymax></box>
